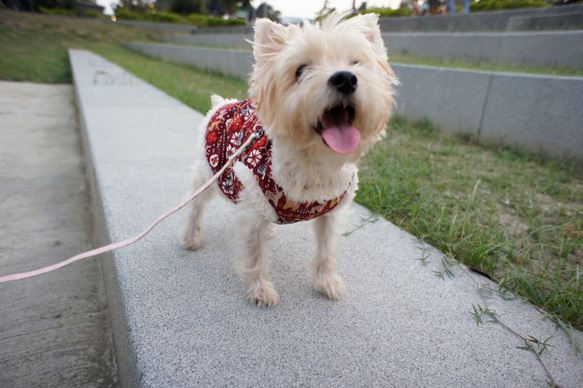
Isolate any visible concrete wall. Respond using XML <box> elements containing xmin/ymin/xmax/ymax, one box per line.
<box><xmin>124</xmin><ymin>43</ymin><xmax>583</xmax><ymax>160</ymax></box>
<box><xmin>394</xmin><ymin>65</ymin><xmax>583</xmax><ymax>159</ymax></box>
<box><xmin>384</xmin><ymin>31</ymin><xmax>583</xmax><ymax>69</ymax></box>
<box><xmin>377</xmin><ymin>4</ymin><xmax>583</xmax><ymax>32</ymax></box>
<box><xmin>126</xmin><ymin>42</ymin><xmax>254</xmax><ymax>79</ymax></box>
<box><xmin>163</xmin><ymin>33</ymin><xmax>253</xmax><ymax>48</ymax></box>
<box><xmin>507</xmin><ymin>13</ymin><xmax>583</xmax><ymax>31</ymax></box>
<box><xmin>159</xmin><ymin>31</ymin><xmax>583</xmax><ymax>70</ymax></box>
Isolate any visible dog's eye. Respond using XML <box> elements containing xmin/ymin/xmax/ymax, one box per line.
<box><xmin>295</xmin><ymin>65</ymin><xmax>308</xmax><ymax>81</ymax></box>
<box><xmin>351</xmin><ymin>60</ymin><xmax>361</xmax><ymax>66</ymax></box>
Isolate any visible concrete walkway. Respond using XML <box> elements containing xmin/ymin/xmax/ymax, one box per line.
<box><xmin>0</xmin><ymin>81</ymin><xmax>117</xmax><ymax>386</ymax></box>
<box><xmin>69</xmin><ymin>49</ymin><xmax>583</xmax><ymax>387</ymax></box>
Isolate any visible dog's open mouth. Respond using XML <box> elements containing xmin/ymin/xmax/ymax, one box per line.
<box><xmin>315</xmin><ymin>105</ymin><xmax>360</xmax><ymax>155</ymax></box>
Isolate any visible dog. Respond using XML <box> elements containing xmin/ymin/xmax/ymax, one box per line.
<box><xmin>178</xmin><ymin>12</ymin><xmax>398</xmax><ymax>307</ymax></box>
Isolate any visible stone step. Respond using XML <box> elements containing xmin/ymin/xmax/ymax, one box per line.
<box><xmin>160</xmin><ymin>30</ymin><xmax>583</xmax><ymax>70</ymax></box>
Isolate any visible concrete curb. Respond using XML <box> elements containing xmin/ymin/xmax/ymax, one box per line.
<box><xmin>69</xmin><ymin>48</ymin><xmax>583</xmax><ymax>387</ymax></box>
<box><xmin>125</xmin><ymin>42</ymin><xmax>583</xmax><ymax>161</ymax></box>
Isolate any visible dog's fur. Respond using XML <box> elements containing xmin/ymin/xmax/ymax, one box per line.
<box><xmin>178</xmin><ymin>13</ymin><xmax>398</xmax><ymax>307</ymax></box>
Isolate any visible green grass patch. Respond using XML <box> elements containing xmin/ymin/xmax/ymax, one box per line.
<box><xmin>389</xmin><ymin>53</ymin><xmax>583</xmax><ymax>78</ymax></box>
<box><xmin>0</xmin><ymin>10</ymin><xmax>158</xmax><ymax>83</ymax></box>
<box><xmin>1</xmin><ymin>10</ymin><xmax>581</xmax><ymax>333</ymax></box>
<box><xmin>114</xmin><ymin>9</ymin><xmax>247</xmax><ymax>28</ymax></box>
<box><xmin>0</xmin><ymin>10</ymin><xmax>247</xmax><ymax>111</ymax></box>
<box><xmin>357</xmin><ymin>116</ymin><xmax>582</xmax><ymax>330</ymax></box>
<box><xmin>92</xmin><ymin>45</ymin><xmax>248</xmax><ymax>113</ymax></box>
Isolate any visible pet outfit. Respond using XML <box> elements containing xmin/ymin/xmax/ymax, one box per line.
<box><xmin>204</xmin><ymin>99</ymin><xmax>354</xmax><ymax>225</ymax></box>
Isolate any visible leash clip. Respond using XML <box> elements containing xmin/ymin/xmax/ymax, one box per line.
<box><xmin>246</xmin><ymin>129</ymin><xmax>265</xmax><ymax>151</ymax></box>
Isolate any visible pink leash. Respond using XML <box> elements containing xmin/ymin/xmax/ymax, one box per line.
<box><xmin>0</xmin><ymin>131</ymin><xmax>262</xmax><ymax>285</ymax></box>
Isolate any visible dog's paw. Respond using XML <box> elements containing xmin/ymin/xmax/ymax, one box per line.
<box><xmin>178</xmin><ymin>227</ymin><xmax>204</xmax><ymax>251</ymax></box>
<box><xmin>313</xmin><ymin>273</ymin><xmax>346</xmax><ymax>300</ymax></box>
<box><xmin>246</xmin><ymin>279</ymin><xmax>280</xmax><ymax>307</ymax></box>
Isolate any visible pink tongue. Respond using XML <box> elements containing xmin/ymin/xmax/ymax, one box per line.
<box><xmin>321</xmin><ymin>112</ymin><xmax>360</xmax><ymax>155</ymax></box>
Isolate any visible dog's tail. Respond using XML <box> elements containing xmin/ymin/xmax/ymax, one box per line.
<box><xmin>210</xmin><ymin>94</ymin><xmax>241</xmax><ymax>109</ymax></box>
<box><xmin>210</xmin><ymin>94</ymin><xmax>226</xmax><ymax>109</ymax></box>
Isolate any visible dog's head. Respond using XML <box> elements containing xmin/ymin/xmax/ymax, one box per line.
<box><xmin>249</xmin><ymin>12</ymin><xmax>398</xmax><ymax>164</ymax></box>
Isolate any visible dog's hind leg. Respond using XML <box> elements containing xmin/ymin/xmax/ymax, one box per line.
<box><xmin>177</xmin><ymin>173</ymin><xmax>215</xmax><ymax>250</ymax></box>
<box><xmin>236</xmin><ymin>211</ymin><xmax>280</xmax><ymax>307</ymax></box>
<box><xmin>312</xmin><ymin>210</ymin><xmax>347</xmax><ymax>300</ymax></box>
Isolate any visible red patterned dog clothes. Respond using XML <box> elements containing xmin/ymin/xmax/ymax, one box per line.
<box><xmin>205</xmin><ymin>99</ymin><xmax>353</xmax><ymax>225</ymax></box>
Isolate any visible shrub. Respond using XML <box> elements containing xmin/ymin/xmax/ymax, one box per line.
<box><xmin>115</xmin><ymin>8</ymin><xmax>143</xmax><ymax>20</ymax></box>
<box><xmin>84</xmin><ymin>10</ymin><xmax>103</xmax><ymax>19</ymax></box>
<box><xmin>205</xmin><ymin>16</ymin><xmax>246</xmax><ymax>27</ymax></box>
<box><xmin>363</xmin><ymin>7</ymin><xmax>413</xmax><ymax>18</ymax></box>
<box><xmin>145</xmin><ymin>11</ymin><xmax>182</xmax><ymax>24</ymax></box>
<box><xmin>38</xmin><ymin>6</ymin><xmax>76</xmax><ymax>16</ymax></box>
<box><xmin>171</xmin><ymin>0</ymin><xmax>205</xmax><ymax>15</ymax></box>
<box><xmin>470</xmin><ymin>0</ymin><xmax>550</xmax><ymax>12</ymax></box>
<box><xmin>187</xmin><ymin>13</ymin><xmax>246</xmax><ymax>27</ymax></box>
<box><xmin>187</xmin><ymin>13</ymin><xmax>207</xmax><ymax>27</ymax></box>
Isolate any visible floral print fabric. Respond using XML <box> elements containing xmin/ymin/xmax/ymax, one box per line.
<box><xmin>205</xmin><ymin>99</ymin><xmax>352</xmax><ymax>224</ymax></box>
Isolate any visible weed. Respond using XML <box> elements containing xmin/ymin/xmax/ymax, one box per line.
<box><xmin>517</xmin><ymin>335</ymin><xmax>555</xmax><ymax>357</ymax></box>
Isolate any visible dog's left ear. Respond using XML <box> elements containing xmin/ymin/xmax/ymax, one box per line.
<box><xmin>253</xmin><ymin>19</ymin><xmax>298</xmax><ymax>64</ymax></box>
<box><xmin>344</xmin><ymin>13</ymin><xmax>385</xmax><ymax>54</ymax></box>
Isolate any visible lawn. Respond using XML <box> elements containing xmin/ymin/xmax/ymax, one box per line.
<box><xmin>1</xmin><ymin>10</ymin><xmax>581</xmax><ymax>336</ymax></box>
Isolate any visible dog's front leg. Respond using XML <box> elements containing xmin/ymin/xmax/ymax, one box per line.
<box><xmin>236</xmin><ymin>212</ymin><xmax>280</xmax><ymax>307</ymax></box>
<box><xmin>312</xmin><ymin>211</ymin><xmax>346</xmax><ymax>300</ymax></box>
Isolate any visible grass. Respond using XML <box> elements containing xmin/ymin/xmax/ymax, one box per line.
<box><xmin>358</xmin><ymin>117</ymin><xmax>582</xmax><ymax>331</ymax></box>
<box><xmin>91</xmin><ymin>46</ymin><xmax>248</xmax><ymax>113</ymax></box>
<box><xmin>0</xmin><ymin>10</ymin><xmax>157</xmax><ymax>83</ymax></box>
<box><xmin>388</xmin><ymin>53</ymin><xmax>583</xmax><ymax>78</ymax></box>
<box><xmin>1</xmin><ymin>10</ymin><xmax>582</xmax><ymax>333</ymax></box>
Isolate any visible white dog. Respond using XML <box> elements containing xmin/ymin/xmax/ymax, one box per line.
<box><xmin>178</xmin><ymin>13</ymin><xmax>398</xmax><ymax>307</ymax></box>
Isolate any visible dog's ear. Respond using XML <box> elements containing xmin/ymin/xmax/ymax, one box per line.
<box><xmin>343</xmin><ymin>13</ymin><xmax>385</xmax><ymax>54</ymax></box>
<box><xmin>253</xmin><ymin>19</ymin><xmax>294</xmax><ymax>63</ymax></box>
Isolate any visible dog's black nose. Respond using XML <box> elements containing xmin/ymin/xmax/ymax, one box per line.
<box><xmin>328</xmin><ymin>71</ymin><xmax>358</xmax><ymax>95</ymax></box>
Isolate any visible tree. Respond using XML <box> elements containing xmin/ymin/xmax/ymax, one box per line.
<box><xmin>255</xmin><ymin>1</ymin><xmax>280</xmax><ymax>21</ymax></box>
<box><xmin>116</xmin><ymin>0</ymin><xmax>150</xmax><ymax>13</ymax></box>
<box><xmin>2</xmin><ymin>0</ymin><xmax>33</xmax><ymax>11</ymax></box>
<box><xmin>32</xmin><ymin>0</ymin><xmax>77</xmax><ymax>11</ymax></box>
<box><xmin>172</xmin><ymin>0</ymin><xmax>205</xmax><ymax>15</ymax></box>
<box><xmin>206</xmin><ymin>0</ymin><xmax>252</xmax><ymax>17</ymax></box>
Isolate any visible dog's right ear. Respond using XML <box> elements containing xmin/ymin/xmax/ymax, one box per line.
<box><xmin>253</xmin><ymin>19</ymin><xmax>292</xmax><ymax>63</ymax></box>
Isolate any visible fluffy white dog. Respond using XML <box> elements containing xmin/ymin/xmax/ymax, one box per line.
<box><xmin>178</xmin><ymin>13</ymin><xmax>398</xmax><ymax>307</ymax></box>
